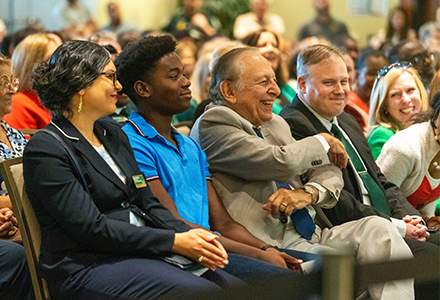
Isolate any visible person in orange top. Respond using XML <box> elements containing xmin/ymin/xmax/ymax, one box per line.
<box><xmin>3</xmin><ymin>33</ymin><xmax>61</xmax><ymax>130</ymax></box>
<box><xmin>344</xmin><ymin>49</ymin><xmax>388</xmax><ymax>133</ymax></box>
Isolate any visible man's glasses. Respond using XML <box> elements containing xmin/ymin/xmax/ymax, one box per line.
<box><xmin>376</xmin><ymin>62</ymin><xmax>412</xmax><ymax>79</ymax></box>
<box><xmin>0</xmin><ymin>75</ymin><xmax>19</xmax><ymax>94</ymax></box>
<box><xmin>100</xmin><ymin>71</ymin><xmax>117</xmax><ymax>88</ymax></box>
<box><xmin>409</xmin><ymin>51</ymin><xmax>432</xmax><ymax>68</ymax></box>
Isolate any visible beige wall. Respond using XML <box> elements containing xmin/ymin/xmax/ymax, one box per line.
<box><xmin>95</xmin><ymin>0</ymin><xmax>399</xmax><ymax>47</ymax></box>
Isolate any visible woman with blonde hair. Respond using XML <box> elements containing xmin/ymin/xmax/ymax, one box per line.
<box><xmin>3</xmin><ymin>33</ymin><xmax>61</xmax><ymax>130</ymax></box>
<box><xmin>367</xmin><ymin>62</ymin><xmax>429</xmax><ymax>159</ymax></box>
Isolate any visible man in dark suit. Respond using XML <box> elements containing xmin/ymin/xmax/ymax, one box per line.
<box><xmin>280</xmin><ymin>43</ymin><xmax>440</xmax><ymax>244</ymax></box>
<box><xmin>280</xmin><ymin>44</ymin><xmax>440</xmax><ymax>299</ymax></box>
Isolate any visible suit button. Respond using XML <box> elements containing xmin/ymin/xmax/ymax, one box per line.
<box><xmin>121</xmin><ymin>201</ymin><xmax>130</xmax><ymax>209</ymax></box>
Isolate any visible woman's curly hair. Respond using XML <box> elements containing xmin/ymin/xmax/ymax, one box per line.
<box><xmin>32</xmin><ymin>40</ymin><xmax>110</xmax><ymax>118</ymax></box>
<box><xmin>114</xmin><ymin>35</ymin><xmax>176</xmax><ymax>105</ymax></box>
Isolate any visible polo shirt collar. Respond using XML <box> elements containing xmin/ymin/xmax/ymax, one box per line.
<box><xmin>128</xmin><ymin>111</ymin><xmax>181</xmax><ymax>140</ymax></box>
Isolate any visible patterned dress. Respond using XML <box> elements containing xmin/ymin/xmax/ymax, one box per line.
<box><xmin>0</xmin><ymin>121</ymin><xmax>27</xmax><ymax>194</ymax></box>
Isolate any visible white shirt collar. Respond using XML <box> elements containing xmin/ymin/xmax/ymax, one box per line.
<box><xmin>297</xmin><ymin>94</ymin><xmax>337</xmax><ymax>131</ymax></box>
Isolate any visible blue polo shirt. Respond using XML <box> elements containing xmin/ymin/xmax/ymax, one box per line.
<box><xmin>123</xmin><ymin>112</ymin><xmax>211</xmax><ymax>229</ymax></box>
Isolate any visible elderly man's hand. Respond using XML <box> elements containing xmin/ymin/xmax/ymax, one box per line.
<box><xmin>317</xmin><ymin>133</ymin><xmax>348</xmax><ymax>169</ymax></box>
<box><xmin>263</xmin><ymin>188</ymin><xmax>315</xmax><ymax>218</ymax></box>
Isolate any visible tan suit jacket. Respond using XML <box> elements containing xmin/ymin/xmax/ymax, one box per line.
<box><xmin>190</xmin><ymin>105</ymin><xmax>343</xmax><ymax>248</ymax></box>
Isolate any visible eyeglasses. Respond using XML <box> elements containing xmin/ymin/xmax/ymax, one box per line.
<box><xmin>0</xmin><ymin>75</ymin><xmax>19</xmax><ymax>94</ymax></box>
<box><xmin>409</xmin><ymin>51</ymin><xmax>432</xmax><ymax>68</ymax></box>
<box><xmin>376</xmin><ymin>62</ymin><xmax>412</xmax><ymax>79</ymax></box>
<box><xmin>100</xmin><ymin>71</ymin><xmax>117</xmax><ymax>88</ymax></box>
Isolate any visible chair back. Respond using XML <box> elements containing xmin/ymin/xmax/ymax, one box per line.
<box><xmin>0</xmin><ymin>157</ymin><xmax>50</xmax><ymax>300</ymax></box>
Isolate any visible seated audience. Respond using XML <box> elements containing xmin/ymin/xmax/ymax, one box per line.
<box><xmin>388</xmin><ymin>40</ymin><xmax>435</xmax><ymax>92</ymax></box>
<box><xmin>3</xmin><ymin>33</ymin><xmax>61</xmax><ymax>130</ymax></box>
<box><xmin>297</xmin><ymin>0</ymin><xmax>349</xmax><ymax>44</ymax></box>
<box><xmin>117</xmin><ymin>30</ymin><xmax>141</xmax><ymax>51</ymax></box>
<box><xmin>23</xmin><ymin>40</ymin><xmax>240</xmax><ymax>299</ymax></box>
<box><xmin>333</xmin><ymin>34</ymin><xmax>359</xmax><ymax>64</ymax></box>
<box><xmin>101</xmin><ymin>2</ymin><xmax>136</xmax><ymax>36</ymax></box>
<box><xmin>341</xmin><ymin>51</ymin><xmax>355</xmax><ymax>90</ymax></box>
<box><xmin>368</xmin><ymin>62</ymin><xmax>429</xmax><ymax>159</ymax></box>
<box><xmin>88</xmin><ymin>31</ymin><xmax>122</xmax><ymax>53</ymax></box>
<box><xmin>172</xmin><ymin>39</ymin><xmax>199</xmax><ymax>125</ymax></box>
<box><xmin>234</xmin><ymin>0</ymin><xmax>285</xmax><ymax>40</ymax></box>
<box><xmin>163</xmin><ymin>0</ymin><xmax>220</xmax><ymax>42</ymax></box>
<box><xmin>116</xmin><ymin>35</ymin><xmax>315</xmax><ymax>280</ymax></box>
<box><xmin>0</xmin><ymin>57</ymin><xmax>27</xmax><ymax>207</ymax></box>
<box><xmin>345</xmin><ymin>49</ymin><xmax>388</xmax><ymax>132</ymax></box>
<box><xmin>385</xmin><ymin>6</ymin><xmax>416</xmax><ymax>46</ymax></box>
<box><xmin>190</xmin><ymin>52</ymin><xmax>212</xmax><ymax>105</ymax></box>
<box><xmin>52</xmin><ymin>0</ymin><xmax>93</xmax><ymax>31</ymax></box>
<box><xmin>377</xmin><ymin>92</ymin><xmax>440</xmax><ymax>228</ymax></box>
<box><xmin>193</xmin><ymin>41</ymin><xmax>245</xmax><ymax>122</ymax></box>
<box><xmin>279</xmin><ymin>43</ymin><xmax>439</xmax><ymax>246</ymax></box>
<box><xmin>242</xmin><ymin>29</ymin><xmax>296</xmax><ymax>113</ymax></box>
<box><xmin>190</xmin><ymin>46</ymin><xmax>414</xmax><ymax>300</ymax></box>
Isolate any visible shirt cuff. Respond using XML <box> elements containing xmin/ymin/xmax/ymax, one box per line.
<box><xmin>391</xmin><ymin>218</ymin><xmax>407</xmax><ymax>237</ymax></box>
<box><xmin>304</xmin><ymin>182</ymin><xmax>328</xmax><ymax>204</ymax></box>
<box><xmin>313</xmin><ymin>135</ymin><xmax>330</xmax><ymax>153</ymax></box>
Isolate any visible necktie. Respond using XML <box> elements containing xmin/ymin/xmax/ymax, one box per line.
<box><xmin>253</xmin><ymin>127</ymin><xmax>316</xmax><ymax>240</ymax></box>
<box><xmin>331</xmin><ymin>124</ymin><xmax>391</xmax><ymax>216</ymax></box>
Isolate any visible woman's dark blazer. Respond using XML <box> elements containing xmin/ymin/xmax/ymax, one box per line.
<box><xmin>23</xmin><ymin>117</ymin><xmax>191</xmax><ymax>281</ymax></box>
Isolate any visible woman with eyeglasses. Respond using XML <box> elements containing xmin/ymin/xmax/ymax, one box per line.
<box><xmin>376</xmin><ymin>91</ymin><xmax>440</xmax><ymax>232</ymax></box>
<box><xmin>367</xmin><ymin>62</ymin><xmax>429</xmax><ymax>160</ymax></box>
<box><xmin>0</xmin><ymin>56</ymin><xmax>35</xmax><ymax>300</ymax></box>
<box><xmin>23</xmin><ymin>40</ymin><xmax>240</xmax><ymax>300</ymax></box>
<box><xmin>3</xmin><ymin>33</ymin><xmax>61</xmax><ymax>130</ymax></box>
<box><xmin>0</xmin><ymin>56</ymin><xmax>25</xmax><ymax>208</ymax></box>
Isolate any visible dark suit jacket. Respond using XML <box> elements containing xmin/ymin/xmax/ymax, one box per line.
<box><xmin>279</xmin><ymin>96</ymin><xmax>421</xmax><ymax>226</ymax></box>
<box><xmin>23</xmin><ymin>117</ymin><xmax>191</xmax><ymax>280</ymax></box>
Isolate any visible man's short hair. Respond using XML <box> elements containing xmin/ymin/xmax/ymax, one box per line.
<box><xmin>297</xmin><ymin>44</ymin><xmax>343</xmax><ymax>79</ymax></box>
<box><xmin>115</xmin><ymin>35</ymin><xmax>176</xmax><ymax>104</ymax></box>
<box><xmin>209</xmin><ymin>47</ymin><xmax>259</xmax><ymax>105</ymax></box>
<box><xmin>356</xmin><ymin>48</ymin><xmax>387</xmax><ymax>70</ymax></box>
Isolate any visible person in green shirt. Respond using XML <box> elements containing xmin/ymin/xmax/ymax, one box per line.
<box><xmin>368</xmin><ymin>62</ymin><xmax>429</xmax><ymax>159</ymax></box>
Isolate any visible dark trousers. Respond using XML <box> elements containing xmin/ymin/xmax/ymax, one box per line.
<box><xmin>0</xmin><ymin>239</ymin><xmax>35</xmax><ymax>300</ymax></box>
<box><xmin>49</xmin><ymin>257</ymin><xmax>242</xmax><ymax>300</ymax></box>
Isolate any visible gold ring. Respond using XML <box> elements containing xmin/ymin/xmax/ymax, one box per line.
<box><xmin>280</xmin><ymin>202</ymin><xmax>288</xmax><ymax>208</ymax></box>
<box><xmin>198</xmin><ymin>255</ymin><xmax>203</xmax><ymax>262</ymax></box>
<box><xmin>280</xmin><ymin>202</ymin><xmax>287</xmax><ymax>212</ymax></box>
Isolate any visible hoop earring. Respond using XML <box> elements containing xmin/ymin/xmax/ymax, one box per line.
<box><xmin>78</xmin><ymin>95</ymin><xmax>83</xmax><ymax>113</ymax></box>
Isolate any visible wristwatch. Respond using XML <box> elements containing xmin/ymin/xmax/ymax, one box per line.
<box><xmin>301</xmin><ymin>185</ymin><xmax>318</xmax><ymax>204</ymax></box>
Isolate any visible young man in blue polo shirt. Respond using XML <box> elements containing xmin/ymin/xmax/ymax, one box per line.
<box><xmin>115</xmin><ymin>35</ymin><xmax>315</xmax><ymax>281</ymax></box>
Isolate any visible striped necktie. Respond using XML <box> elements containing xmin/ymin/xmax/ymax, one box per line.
<box><xmin>253</xmin><ymin>127</ymin><xmax>316</xmax><ymax>240</ymax></box>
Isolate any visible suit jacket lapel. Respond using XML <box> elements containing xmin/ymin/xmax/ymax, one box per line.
<box><xmin>53</xmin><ymin>118</ymin><xmax>130</xmax><ymax>197</ymax></box>
<box><xmin>291</xmin><ymin>97</ymin><xmax>363</xmax><ymax>199</ymax></box>
<box><xmin>291</xmin><ymin>96</ymin><xmax>329</xmax><ymax>134</ymax></box>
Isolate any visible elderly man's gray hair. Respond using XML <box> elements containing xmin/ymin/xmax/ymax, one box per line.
<box><xmin>209</xmin><ymin>47</ymin><xmax>260</xmax><ymax>105</ymax></box>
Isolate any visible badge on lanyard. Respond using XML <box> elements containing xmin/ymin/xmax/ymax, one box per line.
<box><xmin>132</xmin><ymin>174</ymin><xmax>147</xmax><ymax>188</ymax></box>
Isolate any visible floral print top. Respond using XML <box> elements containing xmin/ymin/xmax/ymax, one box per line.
<box><xmin>0</xmin><ymin>121</ymin><xmax>27</xmax><ymax>194</ymax></box>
